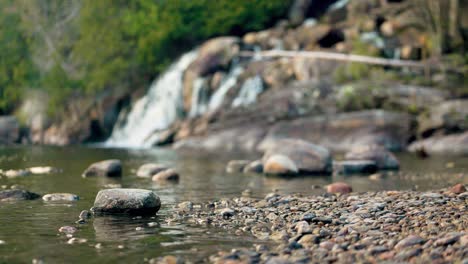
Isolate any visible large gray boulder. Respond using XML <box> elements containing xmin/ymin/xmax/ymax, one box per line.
<box><xmin>91</xmin><ymin>188</ymin><xmax>161</xmax><ymax>215</ymax></box>
<box><xmin>0</xmin><ymin>116</ymin><xmax>20</xmax><ymax>144</ymax></box>
<box><xmin>0</xmin><ymin>189</ymin><xmax>40</xmax><ymax>202</ymax></box>
<box><xmin>82</xmin><ymin>159</ymin><xmax>122</xmax><ymax>177</ymax></box>
<box><xmin>262</xmin><ymin>138</ymin><xmax>332</xmax><ymax>174</ymax></box>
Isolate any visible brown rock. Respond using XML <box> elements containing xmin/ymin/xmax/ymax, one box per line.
<box><xmin>262</xmin><ymin>138</ymin><xmax>332</xmax><ymax>174</ymax></box>
<box><xmin>264</xmin><ymin>155</ymin><xmax>298</xmax><ymax>175</ymax></box>
<box><xmin>326</xmin><ymin>182</ymin><xmax>352</xmax><ymax>194</ymax></box>
<box><xmin>450</xmin><ymin>184</ymin><xmax>466</xmax><ymax>194</ymax></box>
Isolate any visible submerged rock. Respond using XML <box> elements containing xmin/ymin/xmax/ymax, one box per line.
<box><xmin>333</xmin><ymin>160</ymin><xmax>378</xmax><ymax>175</ymax></box>
<box><xmin>345</xmin><ymin>145</ymin><xmax>399</xmax><ymax>170</ymax></box>
<box><xmin>91</xmin><ymin>188</ymin><xmax>161</xmax><ymax>215</ymax></box>
<box><xmin>82</xmin><ymin>159</ymin><xmax>122</xmax><ymax>177</ymax></box>
<box><xmin>263</xmin><ymin>155</ymin><xmax>299</xmax><ymax>175</ymax></box>
<box><xmin>42</xmin><ymin>193</ymin><xmax>79</xmax><ymax>202</ymax></box>
<box><xmin>0</xmin><ymin>189</ymin><xmax>40</xmax><ymax>201</ymax></box>
<box><xmin>326</xmin><ymin>182</ymin><xmax>352</xmax><ymax>194</ymax></box>
<box><xmin>136</xmin><ymin>163</ymin><xmax>168</xmax><ymax>178</ymax></box>
<box><xmin>243</xmin><ymin>160</ymin><xmax>264</xmax><ymax>174</ymax></box>
<box><xmin>226</xmin><ymin>160</ymin><xmax>250</xmax><ymax>173</ymax></box>
<box><xmin>262</xmin><ymin>138</ymin><xmax>332</xmax><ymax>174</ymax></box>
<box><xmin>152</xmin><ymin>169</ymin><xmax>179</xmax><ymax>182</ymax></box>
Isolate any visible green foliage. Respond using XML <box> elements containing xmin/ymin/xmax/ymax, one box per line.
<box><xmin>0</xmin><ymin>1</ymin><xmax>36</xmax><ymax>114</ymax></box>
<box><xmin>0</xmin><ymin>0</ymin><xmax>293</xmax><ymax>115</ymax></box>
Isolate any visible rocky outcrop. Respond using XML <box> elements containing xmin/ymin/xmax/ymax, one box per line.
<box><xmin>82</xmin><ymin>159</ymin><xmax>122</xmax><ymax>177</ymax></box>
<box><xmin>183</xmin><ymin>37</ymin><xmax>240</xmax><ymax>111</ymax></box>
<box><xmin>91</xmin><ymin>188</ymin><xmax>161</xmax><ymax>215</ymax></box>
<box><xmin>259</xmin><ymin>110</ymin><xmax>411</xmax><ymax>152</ymax></box>
<box><xmin>0</xmin><ymin>116</ymin><xmax>19</xmax><ymax>145</ymax></box>
<box><xmin>262</xmin><ymin>139</ymin><xmax>332</xmax><ymax>174</ymax></box>
<box><xmin>418</xmin><ymin>100</ymin><xmax>468</xmax><ymax>136</ymax></box>
<box><xmin>408</xmin><ymin>132</ymin><xmax>468</xmax><ymax>155</ymax></box>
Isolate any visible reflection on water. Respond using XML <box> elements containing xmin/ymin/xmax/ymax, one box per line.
<box><xmin>0</xmin><ymin>146</ymin><xmax>466</xmax><ymax>262</ymax></box>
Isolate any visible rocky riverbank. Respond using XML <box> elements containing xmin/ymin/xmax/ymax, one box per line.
<box><xmin>161</xmin><ymin>186</ymin><xmax>467</xmax><ymax>263</ymax></box>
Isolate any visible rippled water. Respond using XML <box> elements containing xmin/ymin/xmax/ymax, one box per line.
<box><xmin>0</xmin><ymin>146</ymin><xmax>466</xmax><ymax>263</ymax></box>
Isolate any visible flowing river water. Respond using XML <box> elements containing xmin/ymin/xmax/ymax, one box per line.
<box><xmin>0</xmin><ymin>146</ymin><xmax>467</xmax><ymax>263</ymax></box>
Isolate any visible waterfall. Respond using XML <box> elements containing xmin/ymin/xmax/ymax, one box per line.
<box><xmin>106</xmin><ymin>49</ymin><xmax>198</xmax><ymax>147</ymax></box>
<box><xmin>231</xmin><ymin>75</ymin><xmax>264</xmax><ymax>108</ymax></box>
<box><xmin>207</xmin><ymin>64</ymin><xmax>244</xmax><ymax>111</ymax></box>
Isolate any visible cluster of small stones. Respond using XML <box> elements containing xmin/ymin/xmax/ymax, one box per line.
<box><xmin>165</xmin><ymin>186</ymin><xmax>467</xmax><ymax>263</ymax></box>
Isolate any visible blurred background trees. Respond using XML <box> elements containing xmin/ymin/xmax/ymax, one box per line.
<box><xmin>0</xmin><ymin>0</ymin><xmax>292</xmax><ymax>115</ymax></box>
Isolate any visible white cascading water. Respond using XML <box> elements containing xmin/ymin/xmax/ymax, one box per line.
<box><xmin>106</xmin><ymin>49</ymin><xmax>198</xmax><ymax>147</ymax></box>
<box><xmin>231</xmin><ymin>75</ymin><xmax>264</xmax><ymax>108</ymax></box>
<box><xmin>207</xmin><ymin>65</ymin><xmax>244</xmax><ymax>111</ymax></box>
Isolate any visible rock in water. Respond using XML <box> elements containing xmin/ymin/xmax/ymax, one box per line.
<box><xmin>262</xmin><ymin>139</ymin><xmax>332</xmax><ymax>174</ymax></box>
<box><xmin>28</xmin><ymin>166</ymin><xmax>60</xmax><ymax>175</ymax></box>
<box><xmin>333</xmin><ymin>160</ymin><xmax>378</xmax><ymax>175</ymax></box>
<box><xmin>264</xmin><ymin>155</ymin><xmax>299</xmax><ymax>175</ymax></box>
<box><xmin>226</xmin><ymin>160</ymin><xmax>250</xmax><ymax>173</ymax></box>
<box><xmin>243</xmin><ymin>160</ymin><xmax>263</xmax><ymax>174</ymax></box>
<box><xmin>82</xmin><ymin>160</ymin><xmax>122</xmax><ymax>177</ymax></box>
<box><xmin>152</xmin><ymin>169</ymin><xmax>179</xmax><ymax>182</ymax></box>
<box><xmin>326</xmin><ymin>182</ymin><xmax>353</xmax><ymax>194</ymax></box>
<box><xmin>345</xmin><ymin>145</ymin><xmax>400</xmax><ymax>170</ymax></box>
<box><xmin>91</xmin><ymin>188</ymin><xmax>161</xmax><ymax>215</ymax></box>
<box><xmin>0</xmin><ymin>189</ymin><xmax>40</xmax><ymax>201</ymax></box>
<box><xmin>136</xmin><ymin>163</ymin><xmax>167</xmax><ymax>178</ymax></box>
<box><xmin>42</xmin><ymin>193</ymin><xmax>79</xmax><ymax>202</ymax></box>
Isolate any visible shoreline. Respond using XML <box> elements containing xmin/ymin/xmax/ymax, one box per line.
<box><xmin>161</xmin><ymin>186</ymin><xmax>467</xmax><ymax>263</ymax></box>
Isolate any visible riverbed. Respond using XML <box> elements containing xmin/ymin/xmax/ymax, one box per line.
<box><xmin>0</xmin><ymin>146</ymin><xmax>466</xmax><ymax>262</ymax></box>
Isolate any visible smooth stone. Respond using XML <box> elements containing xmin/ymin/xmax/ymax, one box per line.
<box><xmin>345</xmin><ymin>145</ymin><xmax>400</xmax><ymax>170</ymax></box>
<box><xmin>262</xmin><ymin>138</ymin><xmax>332</xmax><ymax>174</ymax></box>
<box><xmin>82</xmin><ymin>159</ymin><xmax>122</xmax><ymax>177</ymax></box>
<box><xmin>0</xmin><ymin>189</ymin><xmax>40</xmax><ymax>201</ymax></box>
<box><xmin>450</xmin><ymin>184</ymin><xmax>466</xmax><ymax>194</ymax></box>
<box><xmin>264</xmin><ymin>154</ymin><xmax>299</xmax><ymax>175</ymax></box>
<box><xmin>136</xmin><ymin>163</ymin><xmax>167</xmax><ymax>178</ymax></box>
<box><xmin>152</xmin><ymin>169</ymin><xmax>179</xmax><ymax>182</ymax></box>
<box><xmin>333</xmin><ymin>160</ymin><xmax>378</xmax><ymax>175</ymax></box>
<box><xmin>243</xmin><ymin>160</ymin><xmax>264</xmax><ymax>174</ymax></box>
<box><xmin>395</xmin><ymin>235</ymin><xmax>425</xmax><ymax>249</ymax></box>
<box><xmin>326</xmin><ymin>182</ymin><xmax>353</xmax><ymax>194</ymax></box>
<box><xmin>42</xmin><ymin>193</ymin><xmax>79</xmax><ymax>202</ymax></box>
<box><xmin>91</xmin><ymin>188</ymin><xmax>161</xmax><ymax>215</ymax></box>
<box><xmin>226</xmin><ymin>160</ymin><xmax>250</xmax><ymax>173</ymax></box>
